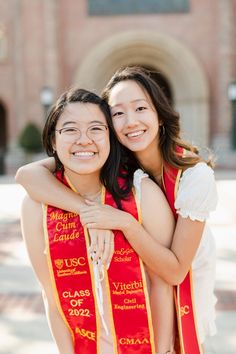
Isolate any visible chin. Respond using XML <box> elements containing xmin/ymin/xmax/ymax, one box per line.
<box><xmin>64</xmin><ymin>164</ymin><xmax>101</xmax><ymax>176</ymax></box>
<box><xmin>124</xmin><ymin>142</ymin><xmax>150</xmax><ymax>152</ymax></box>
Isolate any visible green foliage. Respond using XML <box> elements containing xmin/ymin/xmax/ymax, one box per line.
<box><xmin>19</xmin><ymin>122</ymin><xmax>42</xmax><ymax>153</ymax></box>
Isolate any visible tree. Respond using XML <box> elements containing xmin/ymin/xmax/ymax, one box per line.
<box><xmin>18</xmin><ymin>122</ymin><xmax>42</xmax><ymax>153</ymax></box>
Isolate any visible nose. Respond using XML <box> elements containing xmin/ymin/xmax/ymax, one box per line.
<box><xmin>74</xmin><ymin>130</ymin><xmax>93</xmax><ymax>145</ymax></box>
<box><xmin>125</xmin><ymin>110</ymin><xmax>139</xmax><ymax>128</ymax></box>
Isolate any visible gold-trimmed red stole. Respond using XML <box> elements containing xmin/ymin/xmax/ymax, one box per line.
<box><xmin>43</xmin><ymin>172</ymin><xmax>155</xmax><ymax>354</ymax></box>
<box><xmin>105</xmin><ymin>185</ymin><xmax>155</xmax><ymax>354</ymax></box>
<box><xmin>163</xmin><ymin>154</ymin><xmax>202</xmax><ymax>354</ymax></box>
<box><xmin>43</xmin><ymin>178</ymin><xmax>99</xmax><ymax>353</ymax></box>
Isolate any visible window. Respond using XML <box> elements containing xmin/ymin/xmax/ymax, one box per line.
<box><xmin>88</xmin><ymin>0</ymin><xmax>190</xmax><ymax>16</ymax></box>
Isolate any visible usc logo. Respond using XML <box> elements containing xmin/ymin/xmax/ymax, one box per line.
<box><xmin>54</xmin><ymin>257</ymin><xmax>86</xmax><ymax>269</ymax></box>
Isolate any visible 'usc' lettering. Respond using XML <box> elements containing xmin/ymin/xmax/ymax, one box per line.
<box><xmin>64</xmin><ymin>257</ymin><xmax>86</xmax><ymax>267</ymax></box>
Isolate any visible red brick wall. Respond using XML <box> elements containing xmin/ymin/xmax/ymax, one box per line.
<box><xmin>0</xmin><ymin>0</ymin><xmax>235</xmax><ymax>148</ymax></box>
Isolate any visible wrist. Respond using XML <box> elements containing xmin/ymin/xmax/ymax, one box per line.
<box><xmin>76</xmin><ymin>195</ymin><xmax>87</xmax><ymax>214</ymax></box>
<box><xmin>121</xmin><ymin>213</ymin><xmax>137</xmax><ymax>235</ymax></box>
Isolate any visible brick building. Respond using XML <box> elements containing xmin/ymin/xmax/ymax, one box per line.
<box><xmin>0</xmin><ymin>0</ymin><xmax>235</xmax><ymax>173</ymax></box>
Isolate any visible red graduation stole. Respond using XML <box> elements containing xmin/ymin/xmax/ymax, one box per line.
<box><xmin>43</xmin><ymin>172</ymin><xmax>155</xmax><ymax>354</ymax></box>
<box><xmin>163</xmin><ymin>149</ymin><xmax>202</xmax><ymax>354</ymax></box>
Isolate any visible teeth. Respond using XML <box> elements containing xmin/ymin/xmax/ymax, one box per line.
<box><xmin>73</xmin><ymin>152</ymin><xmax>95</xmax><ymax>156</ymax></box>
<box><xmin>127</xmin><ymin>130</ymin><xmax>144</xmax><ymax>138</ymax></box>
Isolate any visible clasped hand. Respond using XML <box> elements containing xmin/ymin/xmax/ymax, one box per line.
<box><xmin>80</xmin><ymin>200</ymin><xmax>130</xmax><ymax>269</ymax></box>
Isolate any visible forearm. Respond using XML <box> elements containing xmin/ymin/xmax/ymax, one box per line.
<box><xmin>148</xmin><ymin>270</ymin><xmax>175</xmax><ymax>351</ymax></box>
<box><xmin>122</xmin><ymin>216</ymin><xmax>185</xmax><ymax>285</ymax></box>
<box><xmin>16</xmin><ymin>161</ymin><xmax>85</xmax><ymax>213</ymax></box>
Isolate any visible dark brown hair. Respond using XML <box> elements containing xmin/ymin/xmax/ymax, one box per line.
<box><xmin>102</xmin><ymin>66</ymin><xmax>214</xmax><ymax>174</ymax></box>
<box><xmin>42</xmin><ymin>87</ymin><xmax>133</xmax><ymax>207</ymax></box>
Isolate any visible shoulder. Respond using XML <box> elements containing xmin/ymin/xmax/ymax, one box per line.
<box><xmin>141</xmin><ymin>176</ymin><xmax>164</xmax><ymax>199</ymax></box>
<box><xmin>141</xmin><ymin>176</ymin><xmax>173</xmax><ymax>219</ymax></box>
<box><xmin>132</xmin><ymin>168</ymin><xmax>169</xmax><ymax>207</ymax></box>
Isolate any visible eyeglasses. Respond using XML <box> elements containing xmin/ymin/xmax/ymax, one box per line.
<box><xmin>55</xmin><ymin>124</ymin><xmax>108</xmax><ymax>141</ymax></box>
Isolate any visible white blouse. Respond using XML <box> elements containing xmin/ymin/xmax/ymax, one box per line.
<box><xmin>133</xmin><ymin>162</ymin><xmax>218</xmax><ymax>343</ymax></box>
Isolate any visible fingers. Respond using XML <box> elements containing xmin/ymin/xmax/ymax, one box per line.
<box><xmin>101</xmin><ymin>231</ymin><xmax>114</xmax><ymax>268</ymax></box>
<box><xmin>88</xmin><ymin>228</ymin><xmax>105</xmax><ymax>262</ymax></box>
<box><xmin>106</xmin><ymin>232</ymin><xmax>114</xmax><ymax>269</ymax></box>
<box><xmin>87</xmin><ymin>229</ymin><xmax>115</xmax><ymax>269</ymax></box>
<box><xmin>101</xmin><ymin>231</ymin><xmax>110</xmax><ymax>266</ymax></box>
<box><xmin>80</xmin><ymin>208</ymin><xmax>100</xmax><ymax>226</ymax></box>
<box><xmin>88</xmin><ymin>229</ymin><xmax>98</xmax><ymax>261</ymax></box>
<box><xmin>96</xmin><ymin>230</ymin><xmax>105</xmax><ymax>262</ymax></box>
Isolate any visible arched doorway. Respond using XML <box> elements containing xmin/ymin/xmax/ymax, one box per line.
<box><xmin>0</xmin><ymin>101</ymin><xmax>7</xmax><ymax>174</ymax></box>
<box><xmin>75</xmin><ymin>30</ymin><xmax>209</xmax><ymax>146</ymax></box>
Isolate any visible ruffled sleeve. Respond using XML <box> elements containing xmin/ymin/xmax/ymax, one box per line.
<box><xmin>133</xmin><ymin>169</ymin><xmax>149</xmax><ymax>202</ymax></box>
<box><xmin>174</xmin><ymin>162</ymin><xmax>218</xmax><ymax>221</ymax></box>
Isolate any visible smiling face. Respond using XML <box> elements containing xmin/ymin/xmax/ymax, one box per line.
<box><xmin>53</xmin><ymin>102</ymin><xmax>110</xmax><ymax>179</ymax></box>
<box><xmin>108</xmin><ymin>80</ymin><xmax>160</xmax><ymax>155</ymax></box>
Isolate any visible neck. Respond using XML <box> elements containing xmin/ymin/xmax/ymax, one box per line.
<box><xmin>64</xmin><ymin>168</ymin><xmax>102</xmax><ymax>200</ymax></box>
<box><xmin>135</xmin><ymin>142</ymin><xmax>163</xmax><ymax>180</ymax></box>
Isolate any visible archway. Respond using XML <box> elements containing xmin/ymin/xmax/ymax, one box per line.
<box><xmin>0</xmin><ymin>101</ymin><xmax>7</xmax><ymax>174</ymax></box>
<box><xmin>75</xmin><ymin>30</ymin><xmax>209</xmax><ymax>146</ymax></box>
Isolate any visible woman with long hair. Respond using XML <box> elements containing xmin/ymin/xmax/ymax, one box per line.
<box><xmin>17</xmin><ymin>67</ymin><xmax>217</xmax><ymax>353</ymax></box>
<box><xmin>20</xmin><ymin>87</ymin><xmax>175</xmax><ymax>354</ymax></box>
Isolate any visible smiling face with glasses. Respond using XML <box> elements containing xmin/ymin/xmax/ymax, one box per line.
<box><xmin>55</xmin><ymin>123</ymin><xmax>108</xmax><ymax>142</ymax></box>
<box><xmin>53</xmin><ymin>102</ymin><xmax>110</xmax><ymax>177</ymax></box>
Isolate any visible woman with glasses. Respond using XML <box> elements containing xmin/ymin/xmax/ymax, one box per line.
<box><xmin>21</xmin><ymin>87</ymin><xmax>176</xmax><ymax>354</ymax></box>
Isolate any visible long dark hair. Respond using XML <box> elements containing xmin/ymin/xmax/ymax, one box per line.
<box><xmin>102</xmin><ymin>66</ymin><xmax>214</xmax><ymax>174</ymax></box>
<box><xmin>42</xmin><ymin>88</ymin><xmax>133</xmax><ymax>207</ymax></box>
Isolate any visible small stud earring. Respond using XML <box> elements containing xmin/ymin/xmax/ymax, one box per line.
<box><xmin>160</xmin><ymin>125</ymin><xmax>165</xmax><ymax>135</ymax></box>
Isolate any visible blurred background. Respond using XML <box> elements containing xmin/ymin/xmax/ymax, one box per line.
<box><xmin>0</xmin><ymin>1</ymin><xmax>236</xmax><ymax>353</ymax></box>
<box><xmin>0</xmin><ymin>0</ymin><xmax>236</xmax><ymax>173</ymax></box>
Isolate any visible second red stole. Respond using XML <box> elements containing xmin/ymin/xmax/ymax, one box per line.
<box><xmin>163</xmin><ymin>156</ymin><xmax>202</xmax><ymax>354</ymax></box>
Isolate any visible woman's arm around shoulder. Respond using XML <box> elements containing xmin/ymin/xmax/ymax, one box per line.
<box><xmin>16</xmin><ymin>157</ymin><xmax>85</xmax><ymax>213</ymax></box>
<box><xmin>133</xmin><ymin>176</ymin><xmax>207</xmax><ymax>285</ymax></box>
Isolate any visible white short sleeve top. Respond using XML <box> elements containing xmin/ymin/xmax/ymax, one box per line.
<box><xmin>133</xmin><ymin>163</ymin><xmax>218</xmax><ymax>343</ymax></box>
<box><xmin>174</xmin><ymin>162</ymin><xmax>218</xmax><ymax>221</ymax></box>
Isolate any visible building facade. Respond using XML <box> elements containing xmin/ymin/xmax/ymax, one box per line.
<box><xmin>0</xmin><ymin>0</ymin><xmax>236</xmax><ymax>173</ymax></box>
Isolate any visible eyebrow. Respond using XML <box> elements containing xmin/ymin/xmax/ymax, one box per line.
<box><xmin>111</xmin><ymin>98</ymin><xmax>148</xmax><ymax>108</ymax></box>
<box><xmin>62</xmin><ymin>120</ymin><xmax>106</xmax><ymax>127</ymax></box>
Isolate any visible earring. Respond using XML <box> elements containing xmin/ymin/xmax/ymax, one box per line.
<box><xmin>160</xmin><ymin>125</ymin><xmax>165</xmax><ymax>135</ymax></box>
